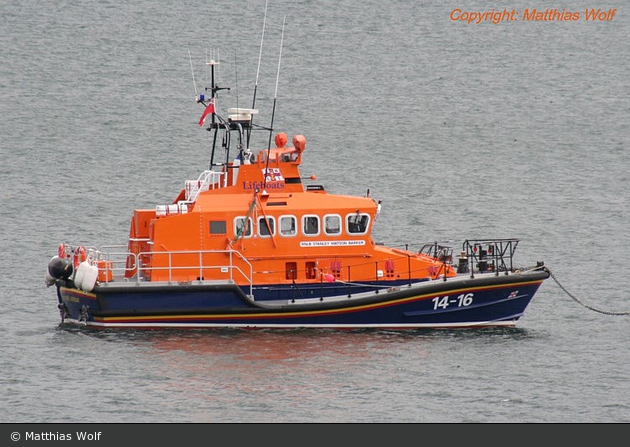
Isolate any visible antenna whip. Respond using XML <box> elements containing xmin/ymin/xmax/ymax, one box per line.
<box><xmin>263</xmin><ymin>15</ymin><xmax>286</xmax><ymax>190</ymax></box>
<box><xmin>188</xmin><ymin>49</ymin><xmax>198</xmax><ymax>97</ymax></box>
<box><xmin>266</xmin><ymin>15</ymin><xmax>286</xmax><ymax>151</ymax></box>
<box><xmin>253</xmin><ymin>0</ymin><xmax>268</xmax><ymax>108</ymax></box>
<box><xmin>248</xmin><ymin>0</ymin><xmax>269</xmax><ymax>147</ymax></box>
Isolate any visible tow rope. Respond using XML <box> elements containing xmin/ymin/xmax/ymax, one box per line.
<box><xmin>548</xmin><ymin>270</ymin><xmax>630</xmax><ymax>316</ymax></box>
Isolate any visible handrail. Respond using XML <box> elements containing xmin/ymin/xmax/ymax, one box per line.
<box><xmin>180</xmin><ymin>170</ymin><xmax>225</xmax><ymax>205</ymax></box>
<box><xmin>462</xmin><ymin>238</ymin><xmax>520</xmax><ymax>277</ymax></box>
<box><xmin>90</xmin><ymin>247</ymin><xmax>254</xmax><ymax>298</ymax></box>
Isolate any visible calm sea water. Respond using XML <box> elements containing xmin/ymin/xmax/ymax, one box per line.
<box><xmin>1</xmin><ymin>0</ymin><xmax>628</xmax><ymax>423</ymax></box>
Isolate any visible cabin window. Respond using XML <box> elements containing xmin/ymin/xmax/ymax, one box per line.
<box><xmin>234</xmin><ymin>217</ymin><xmax>252</xmax><ymax>238</ymax></box>
<box><xmin>346</xmin><ymin>212</ymin><xmax>370</xmax><ymax>235</ymax></box>
<box><xmin>285</xmin><ymin>262</ymin><xmax>298</xmax><ymax>280</ymax></box>
<box><xmin>305</xmin><ymin>261</ymin><xmax>317</xmax><ymax>279</ymax></box>
<box><xmin>324</xmin><ymin>214</ymin><xmax>341</xmax><ymax>235</ymax></box>
<box><xmin>302</xmin><ymin>215</ymin><xmax>320</xmax><ymax>236</ymax></box>
<box><xmin>258</xmin><ymin>216</ymin><xmax>275</xmax><ymax>237</ymax></box>
<box><xmin>209</xmin><ymin>220</ymin><xmax>227</xmax><ymax>234</ymax></box>
<box><xmin>279</xmin><ymin>215</ymin><xmax>297</xmax><ymax>237</ymax></box>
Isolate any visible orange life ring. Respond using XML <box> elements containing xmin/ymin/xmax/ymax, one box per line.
<box><xmin>58</xmin><ymin>243</ymin><xmax>67</xmax><ymax>259</ymax></box>
<box><xmin>73</xmin><ymin>246</ymin><xmax>87</xmax><ymax>269</ymax></box>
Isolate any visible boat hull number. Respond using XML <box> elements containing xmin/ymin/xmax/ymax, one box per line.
<box><xmin>432</xmin><ymin>293</ymin><xmax>474</xmax><ymax>310</ymax></box>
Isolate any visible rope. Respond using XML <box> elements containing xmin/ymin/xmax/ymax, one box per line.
<box><xmin>548</xmin><ymin>270</ymin><xmax>630</xmax><ymax>316</ymax></box>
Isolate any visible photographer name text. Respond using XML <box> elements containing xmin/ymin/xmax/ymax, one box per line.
<box><xmin>450</xmin><ymin>8</ymin><xmax>617</xmax><ymax>24</ymax></box>
<box><xmin>20</xmin><ymin>432</ymin><xmax>102</xmax><ymax>441</ymax></box>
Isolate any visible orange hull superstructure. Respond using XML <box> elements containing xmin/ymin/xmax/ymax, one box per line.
<box><xmin>124</xmin><ymin>133</ymin><xmax>455</xmax><ymax>287</ymax></box>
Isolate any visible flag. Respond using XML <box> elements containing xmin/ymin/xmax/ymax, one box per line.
<box><xmin>198</xmin><ymin>99</ymin><xmax>215</xmax><ymax>126</ymax></box>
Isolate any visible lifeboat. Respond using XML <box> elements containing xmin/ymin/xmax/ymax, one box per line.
<box><xmin>46</xmin><ymin>20</ymin><xmax>549</xmax><ymax>330</ymax></box>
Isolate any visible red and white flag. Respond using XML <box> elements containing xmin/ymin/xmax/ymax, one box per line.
<box><xmin>198</xmin><ymin>99</ymin><xmax>215</xmax><ymax>126</ymax></box>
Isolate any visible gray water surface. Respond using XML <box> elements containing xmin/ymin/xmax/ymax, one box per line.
<box><xmin>1</xmin><ymin>0</ymin><xmax>628</xmax><ymax>423</ymax></box>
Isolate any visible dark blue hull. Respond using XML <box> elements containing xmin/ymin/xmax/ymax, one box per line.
<box><xmin>55</xmin><ymin>269</ymin><xmax>549</xmax><ymax>329</ymax></box>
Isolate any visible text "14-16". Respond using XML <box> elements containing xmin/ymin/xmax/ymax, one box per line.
<box><xmin>432</xmin><ymin>293</ymin><xmax>474</xmax><ymax>310</ymax></box>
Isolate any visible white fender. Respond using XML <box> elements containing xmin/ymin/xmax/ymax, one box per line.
<box><xmin>74</xmin><ymin>261</ymin><xmax>90</xmax><ymax>291</ymax></box>
<box><xmin>81</xmin><ymin>265</ymin><xmax>99</xmax><ymax>292</ymax></box>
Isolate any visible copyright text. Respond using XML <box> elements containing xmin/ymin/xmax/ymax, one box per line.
<box><xmin>450</xmin><ymin>8</ymin><xmax>617</xmax><ymax>24</ymax></box>
<box><xmin>11</xmin><ymin>432</ymin><xmax>102</xmax><ymax>441</ymax></box>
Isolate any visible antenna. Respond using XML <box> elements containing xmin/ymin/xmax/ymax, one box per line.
<box><xmin>217</xmin><ymin>48</ymin><xmax>221</xmax><ymax>84</ymax></box>
<box><xmin>205</xmin><ymin>48</ymin><xmax>220</xmax><ymax>88</ymax></box>
<box><xmin>234</xmin><ymin>50</ymin><xmax>239</xmax><ymax>111</ymax></box>
<box><xmin>266</xmin><ymin>15</ymin><xmax>286</xmax><ymax>152</ymax></box>
<box><xmin>253</xmin><ymin>0</ymin><xmax>268</xmax><ymax>108</ymax></box>
<box><xmin>274</xmin><ymin>16</ymin><xmax>286</xmax><ymax>100</ymax></box>
<box><xmin>247</xmin><ymin>0</ymin><xmax>269</xmax><ymax>147</ymax></box>
<box><xmin>205</xmin><ymin>48</ymin><xmax>209</xmax><ymax>85</ymax></box>
<box><xmin>263</xmin><ymin>15</ymin><xmax>286</xmax><ymax>190</ymax></box>
<box><xmin>188</xmin><ymin>49</ymin><xmax>198</xmax><ymax>97</ymax></box>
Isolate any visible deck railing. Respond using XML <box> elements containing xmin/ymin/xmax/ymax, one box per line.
<box><xmin>180</xmin><ymin>170</ymin><xmax>225</xmax><ymax>205</ymax></box>
<box><xmin>93</xmin><ymin>246</ymin><xmax>254</xmax><ymax>297</ymax></box>
<box><xmin>460</xmin><ymin>238</ymin><xmax>520</xmax><ymax>277</ymax></box>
